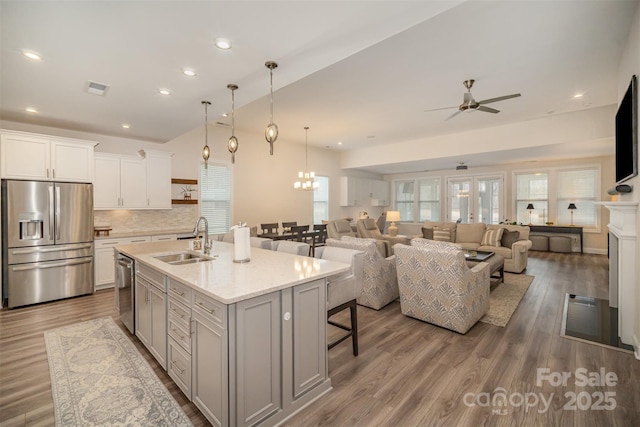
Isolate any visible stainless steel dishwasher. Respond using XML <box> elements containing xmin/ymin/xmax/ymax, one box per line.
<box><xmin>115</xmin><ymin>254</ymin><xmax>135</xmax><ymax>334</ymax></box>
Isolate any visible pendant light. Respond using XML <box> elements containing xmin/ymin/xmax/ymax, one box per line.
<box><xmin>294</xmin><ymin>126</ymin><xmax>319</xmax><ymax>191</ymax></box>
<box><xmin>264</xmin><ymin>61</ymin><xmax>279</xmax><ymax>155</ymax></box>
<box><xmin>201</xmin><ymin>100</ymin><xmax>211</xmax><ymax>169</ymax></box>
<box><xmin>227</xmin><ymin>84</ymin><xmax>238</xmax><ymax>164</ymax></box>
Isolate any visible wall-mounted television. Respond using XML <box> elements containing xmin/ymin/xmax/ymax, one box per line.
<box><xmin>615</xmin><ymin>74</ymin><xmax>638</xmax><ymax>184</ymax></box>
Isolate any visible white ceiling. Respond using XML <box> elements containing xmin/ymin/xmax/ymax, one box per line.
<box><xmin>1</xmin><ymin>0</ymin><xmax>637</xmax><ymax>174</ymax></box>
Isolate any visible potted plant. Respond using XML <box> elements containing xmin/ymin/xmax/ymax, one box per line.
<box><xmin>181</xmin><ymin>185</ymin><xmax>194</xmax><ymax>200</ymax></box>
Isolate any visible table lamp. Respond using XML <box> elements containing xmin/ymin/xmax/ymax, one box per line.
<box><xmin>386</xmin><ymin>211</ymin><xmax>401</xmax><ymax>236</ymax></box>
<box><xmin>568</xmin><ymin>203</ymin><xmax>577</xmax><ymax>226</ymax></box>
<box><xmin>526</xmin><ymin>203</ymin><xmax>534</xmax><ymax>225</ymax></box>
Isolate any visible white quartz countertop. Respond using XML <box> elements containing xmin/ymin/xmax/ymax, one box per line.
<box><xmin>114</xmin><ymin>240</ymin><xmax>350</xmax><ymax>304</ymax></box>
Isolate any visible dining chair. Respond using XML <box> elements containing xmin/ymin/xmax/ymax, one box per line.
<box><xmin>260</xmin><ymin>223</ymin><xmax>279</xmax><ymax>235</ymax></box>
<box><xmin>289</xmin><ymin>225</ymin><xmax>309</xmax><ymax>242</ymax></box>
<box><xmin>313</xmin><ymin>224</ymin><xmax>328</xmax><ymax>248</ymax></box>
<box><xmin>272</xmin><ymin>240</ymin><xmax>310</xmax><ymax>256</ymax></box>
<box><xmin>282</xmin><ymin>221</ymin><xmax>297</xmax><ymax>233</ymax></box>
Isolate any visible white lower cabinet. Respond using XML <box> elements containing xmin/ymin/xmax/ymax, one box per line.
<box><xmin>94</xmin><ymin>236</ymin><xmax>151</xmax><ymax>290</ymax></box>
<box><xmin>135</xmin><ymin>264</ymin><xmax>167</xmax><ymax>369</ymax></box>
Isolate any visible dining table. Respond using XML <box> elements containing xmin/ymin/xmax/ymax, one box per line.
<box><xmin>260</xmin><ymin>229</ymin><xmax>321</xmax><ymax>255</ymax></box>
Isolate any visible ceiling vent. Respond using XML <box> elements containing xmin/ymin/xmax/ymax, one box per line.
<box><xmin>456</xmin><ymin>162</ymin><xmax>468</xmax><ymax>170</ymax></box>
<box><xmin>86</xmin><ymin>81</ymin><xmax>109</xmax><ymax>96</ymax></box>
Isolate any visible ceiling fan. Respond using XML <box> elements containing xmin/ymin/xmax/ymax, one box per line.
<box><xmin>425</xmin><ymin>79</ymin><xmax>521</xmax><ymax>121</ymax></box>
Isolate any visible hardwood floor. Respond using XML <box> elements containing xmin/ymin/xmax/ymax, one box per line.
<box><xmin>1</xmin><ymin>251</ymin><xmax>638</xmax><ymax>426</ymax></box>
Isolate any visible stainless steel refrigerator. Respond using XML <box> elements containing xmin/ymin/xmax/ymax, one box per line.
<box><xmin>1</xmin><ymin>180</ymin><xmax>94</xmax><ymax>308</ymax></box>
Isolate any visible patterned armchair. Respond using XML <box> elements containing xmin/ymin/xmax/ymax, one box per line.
<box><xmin>327</xmin><ymin>237</ymin><xmax>399</xmax><ymax>310</ymax></box>
<box><xmin>394</xmin><ymin>242</ymin><xmax>490</xmax><ymax>334</ymax></box>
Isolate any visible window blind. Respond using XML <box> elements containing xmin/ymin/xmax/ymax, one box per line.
<box><xmin>200</xmin><ymin>163</ymin><xmax>232</xmax><ymax>234</ymax></box>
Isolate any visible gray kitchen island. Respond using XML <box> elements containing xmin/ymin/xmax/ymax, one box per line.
<box><xmin>115</xmin><ymin>239</ymin><xmax>350</xmax><ymax>427</ymax></box>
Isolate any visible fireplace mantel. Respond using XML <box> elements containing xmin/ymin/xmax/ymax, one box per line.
<box><xmin>597</xmin><ymin>201</ymin><xmax>638</xmax><ymax>358</ymax></box>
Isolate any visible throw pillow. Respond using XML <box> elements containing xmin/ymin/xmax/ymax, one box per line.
<box><xmin>501</xmin><ymin>229</ymin><xmax>520</xmax><ymax>248</ymax></box>
<box><xmin>422</xmin><ymin>227</ymin><xmax>434</xmax><ymax>240</ymax></box>
<box><xmin>433</xmin><ymin>226</ymin><xmax>451</xmax><ymax>242</ymax></box>
<box><xmin>481</xmin><ymin>228</ymin><xmax>504</xmax><ymax>247</ymax></box>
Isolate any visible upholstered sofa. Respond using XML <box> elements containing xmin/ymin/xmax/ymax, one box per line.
<box><xmin>327</xmin><ymin>237</ymin><xmax>399</xmax><ymax>310</ymax></box>
<box><xmin>356</xmin><ymin>218</ymin><xmax>410</xmax><ymax>257</ymax></box>
<box><xmin>418</xmin><ymin>221</ymin><xmax>532</xmax><ymax>273</ymax></box>
<box><xmin>394</xmin><ymin>241</ymin><xmax>490</xmax><ymax>334</ymax></box>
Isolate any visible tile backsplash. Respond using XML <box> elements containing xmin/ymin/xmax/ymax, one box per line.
<box><xmin>94</xmin><ymin>205</ymin><xmax>198</xmax><ymax>234</ymax></box>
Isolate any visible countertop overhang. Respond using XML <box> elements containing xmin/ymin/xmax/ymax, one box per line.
<box><xmin>115</xmin><ymin>240</ymin><xmax>350</xmax><ymax>304</ymax></box>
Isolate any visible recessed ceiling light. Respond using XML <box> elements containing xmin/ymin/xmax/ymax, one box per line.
<box><xmin>182</xmin><ymin>68</ymin><xmax>196</xmax><ymax>77</ymax></box>
<box><xmin>25</xmin><ymin>107</ymin><xmax>38</xmax><ymax>113</ymax></box>
<box><xmin>121</xmin><ymin>124</ymin><xmax>130</xmax><ymax>129</ymax></box>
<box><xmin>215</xmin><ymin>37</ymin><xmax>232</xmax><ymax>50</ymax></box>
<box><xmin>221</xmin><ymin>113</ymin><xmax>228</xmax><ymax>117</ymax></box>
<box><xmin>22</xmin><ymin>50</ymin><xmax>41</xmax><ymax>61</ymax></box>
<box><xmin>338</xmin><ymin>142</ymin><xmax>343</xmax><ymax>145</ymax></box>
<box><xmin>573</xmin><ymin>93</ymin><xmax>584</xmax><ymax>98</ymax></box>
<box><xmin>158</xmin><ymin>88</ymin><xmax>171</xmax><ymax>96</ymax></box>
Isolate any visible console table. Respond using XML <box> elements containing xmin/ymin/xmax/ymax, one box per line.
<box><xmin>529</xmin><ymin>225</ymin><xmax>583</xmax><ymax>253</ymax></box>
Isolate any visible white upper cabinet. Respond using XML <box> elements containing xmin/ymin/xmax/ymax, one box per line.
<box><xmin>144</xmin><ymin>150</ymin><xmax>173</xmax><ymax>209</ymax></box>
<box><xmin>0</xmin><ymin>131</ymin><xmax>96</xmax><ymax>182</ymax></box>
<box><xmin>94</xmin><ymin>150</ymin><xmax>172</xmax><ymax>210</ymax></box>
<box><xmin>370</xmin><ymin>180</ymin><xmax>390</xmax><ymax>206</ymax></box>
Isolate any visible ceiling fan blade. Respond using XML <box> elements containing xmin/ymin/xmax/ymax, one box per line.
<box><xmin>444</xmin><ymin>110</ymin><xmax>463</xmax><ymax>121</ymax></box>
<box><xmin>424</xmin><ymin>105</ymin><xmax>458</xmax><ymax>112</ymax></box>
<box><xmin>478</xmin><ymin>93</ymin><xmax>521</xmax><ymax>105</ymax></box>
<box><xmin>477</xmin><ymin>106</ymin><xmax>500</xmax><ymax>113</ymax></box>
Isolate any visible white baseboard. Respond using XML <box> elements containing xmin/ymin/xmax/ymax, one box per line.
<box><xmin>634</xmin><ymin>334</ymin><xmax>640</xmax><ymax>360</ymax></box>
<box><xmin>584</xmin><ymin>247</ymin><xmax>608</xmax><ymax>255</ymax></box>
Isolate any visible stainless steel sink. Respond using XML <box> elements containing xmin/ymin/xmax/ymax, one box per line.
<box><xmin>153</xmin><ymin>251</ymin><xmax>213</xmax><ymax>265</ymax></box>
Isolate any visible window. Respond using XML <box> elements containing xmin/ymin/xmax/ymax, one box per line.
<box><xmin>394</xmin><ymin>180</ymin><xmax>414</xmax><ymax>221</ymax></box>
<box><xmin>515</xmin><ymin>173</ymin><xmax>548</xmax><ymax>224</ymax></box>
<box><xmin>313</xmin><ymin>176</ymin><xmax>330</xmax><ymax>224</ymax></box>
<box><xmin>200</xmin><ymin>162</ymin><xmax>232</xmax><ymax>234</ymax></box>
<box><xmin>418</xmin><ymin>178</ymin><xmax>440</xmax><ymax>221</ymax></box>
<box><xmin>556</xmin><ymin>168</ymin><xmax>598</xmax><ymax>228</ymax></box>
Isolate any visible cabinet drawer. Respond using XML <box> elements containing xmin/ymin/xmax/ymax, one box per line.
<box><xmin>168</xmin><ymin>298</ymin><xmax>190</xmax><ymax>326</ymax></box>
<box><xmin>168</xmin><ymin>338</ymin><xmax>191</xmax><ymax>399</ymax></box>
<box><xmin>167</xmin><ymin>278</ymin><xmax>191</xmax><ymax>306</ymax></box>
<box><xmin>168</xmin><ymin>314</ymin><xmax>191</xmax><ymax>353</ymax></box>
<box><xmin>136</xmin><ymin>263</ymin><xmax>166</xmax><ymax>291</ymax></box>
<box><xmin>193</xmin><ymin>292</ymin><xmax>226</xmax><ymax>328</ymax></box>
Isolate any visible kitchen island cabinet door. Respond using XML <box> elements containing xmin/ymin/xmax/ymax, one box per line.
<box><xmin>192</xmin><ymin>298</ymin><xmax>228</xmax><ymax>427</ymax></box>
<box><xmin>135</xmin><ymin>271</ymin><xmax>167</xmax><ymax>369</ymax></box>
<box><xmin>235</xmin><ymin>292</ymin><xmax>282</xmax><ymax>427</ymax></box>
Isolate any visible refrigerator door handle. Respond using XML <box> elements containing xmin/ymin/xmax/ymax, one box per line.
<box><xmin>55</xmin><ymin>185</ymin><xmax>61</xmax><ymax>240</ymax></box>
<box><xmin>11</xmin><ymin>257</ymin><xmax>93</xmax><ymax>271</ymax></box>
<box><xmin>11</xmin><ymin>244</ymin><xmax>93</xmax><ymax>255</ymax></box>
<box><xmin>48</xmin><ymin>185</ymin><xmax>54</xmax><ymax>240</ymax></box>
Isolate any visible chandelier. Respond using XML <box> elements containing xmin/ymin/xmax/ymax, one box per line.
<box><xmin>201</xmin><ymin>100</ymin><xmax>211</xmax><ymax>169</ymax></box>
<box><xmin>294</xmin><ymin>126</ymin><xmax>319</xmax><ymax>191</ymax></box>
<box><xmin>227</xmin><ymin>84</ymin><xmax>238</xmax><ymax>164</ymax></box>
<box><xmin>264</xmin><ymin>61</ymin><xmax>279</xmax><ymax>154</ymax></box>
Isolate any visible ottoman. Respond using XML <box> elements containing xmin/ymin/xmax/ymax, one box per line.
<box><xmin>549</xmin><ymin>235</ymin><xmax>572</xmax><ymax>253</ymax></box>
<box><xmin>530</xmin><ymin>234</ymin><xmax>549</xmax><ymax>251</ymax></box>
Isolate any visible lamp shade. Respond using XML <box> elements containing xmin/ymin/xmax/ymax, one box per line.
<box><xmin>386</xmin><ymin>211</ymin><xmax>401</xmax><ymax>222</ymax></box>
<box><xmin>526</xmin><ymin>203</ymin><xmax>535</xmax><ymax>210</ymax></box>
<box><xmin>568</xmin><ymin>203</ymin><xmax>577</xmax><ymax>210</ymax></box>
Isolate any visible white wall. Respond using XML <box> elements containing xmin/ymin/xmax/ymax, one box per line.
<box><xmin>616</xmin><ymin>0</ymin><xmax>640</xmax><ymax>358</ymax></box>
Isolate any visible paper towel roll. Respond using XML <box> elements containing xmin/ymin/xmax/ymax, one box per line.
<box><xmin>233</xmin><ymin>227</ymin><xmax>251</xmax><ymax>263</ymax></box>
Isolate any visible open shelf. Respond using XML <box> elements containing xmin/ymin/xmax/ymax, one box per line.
<box><xmin>171</xmin><ymin>178</ymin><xmax>198</xmax><ymax>185</ymax></box>
<box><xmin>172</xmin><ymin>199</ymin><xmax>197</xmax><ymax>205</ymax></box>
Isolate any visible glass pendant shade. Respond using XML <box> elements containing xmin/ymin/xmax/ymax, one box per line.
<box><xmin>294</xmin><ymin>127</ymin><xmax>318</xmax><ymax>191</ymax></box>
<box><xmin>227</xmin><ymin>84</ymin><xmax>238</xmax><ymax>164</ymax></box>
<box><xmin>201</xmin><ymin>100</ymin><xmax>211</xmax><ymax>169</ymax></box>
<box><xmin>265</xmin><ymin>61</ymin><xmax>279</xmax><ymax>154</ymax></box>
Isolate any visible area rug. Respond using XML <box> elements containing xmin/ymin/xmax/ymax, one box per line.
<box><xmin>480</xmin><ymin>273</ymin><xmax>534</xmax><ymax>327</ymax></box>
<box><xmin>44</xmin><ymin>317</ymin><xmax>193</xmax><ymax>426</ymax></box>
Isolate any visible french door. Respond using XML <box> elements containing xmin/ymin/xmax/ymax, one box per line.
<box><xmin>447</xmin><ymin>175</ymin><xmax>504</xmax><ymax>224</ymax></box>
